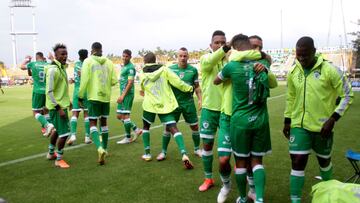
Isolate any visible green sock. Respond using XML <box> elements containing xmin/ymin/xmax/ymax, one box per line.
<box><xmin>44</xmin><ymin>114</ymin><xmax>51</xmax><ymax>122</ymax></box>
<box><xmin>142</xmin><ymin>130</ymin><xmax>150</xmax><ymax>154</ymax></box>
<box><xmin>56</xmin><ymin>149</ymin><xmax>64</xmax><ymax>161</ymax></box>
<box><xmin>48</xmin><ymin>144</ymin><xmax>55</xmax><ymax>154</ymax></box>
<box><xmin>90</xmin><ymin>126</ymin><xmax>101</xmax><ymax>149</ymax></box>
<box><xmin>35</xmin><ymin>113</ymin><xmax>48</xmax><ymax>128</ymax></box>
<box><xmin>124</xmin><ymin>120</ymin><xmax>132</xmax><ymax>138</ymax></box>
<box><xmin>247</xmin><ymin>174</ymin><xmax>255</xmax><ymax>193</ymax></box>
<box><xmin>192</xmin><ymin>131</ymin><xmax>200</xmax><ymax>150</ymax></box>
<box><xmin>174</xmin><ymin>132</ymin><xmax>187</xmax><ymax>155</ymax></box>
<box><xmin>162</xmin><ymin>132</ymin><xmax>171</xmax><ymax>153</ymax></box>
<box><xmin>202</xmin><ymin>149</ymin><xmax>213</xmax><ymax>178</ymax></box>
<box><xmin>70</xmin><ymin>116</ymin><xmax>78</xmax><ymax>136</ymax></box>
<box><xmin>220</xmin><ymin>171</ymin><xmax>231</xmax><ymax>188</ymax></box>
<box><xmin>290</xmin><ymin>170</ymin><xmax>305</xmax><ymax>203</ymax></box>
<box><xmin>84</xmin><ymin>117</ymin><xmax>90</xmax><ymax>137</ymax></box>
<box><xmin>130</xmin><ymin>121</ymin><xmax>137</xmax><ymax>131</ymax></box>
<box><xmin>101</xmin><ymin>126</ymin><xmax>109</xmax><ymax>150</ymax></box>
<box><xmin>320</xmin><ymin>162</ymin><xmax>333</xmax><ymax>181</ymax></box>
<box><xmin>235</xmin><ymin>168</ymin><xmax>247</xmax><ymax>199</ymax></box>
<box><xmin>253</xmin><ymin>165</ymin><xmax>266</xmax><ymax>202</ymax></box>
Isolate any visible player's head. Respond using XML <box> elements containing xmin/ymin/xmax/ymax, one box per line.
<box><xmin>122</xmin><ymin>49</ymin><xmax>132</xmax><ymax>65</ymax></box>
<box><xmin>230</xmin><ymin>34</ymin><xmax>251</xmax><ymax>51</ymax></box>
<box><xmin>144</xmin><ymin>52</ymin><xmax>156</xmax><ymax>64</ymax></box>
<box><xmin>91</xmin><ymin>42</ymin><xmax>102</xmax><ymax>56</ymax></box>
<box><xmin>177</xmin><ymin>47</ymin><xmax>189</xmax><ymax>68</ymax></box>
<box><xmin>249</xmin><ymin>35</ymin><xmax>263</xmax><ymax>51</ymax></box>
<box><xmin>53</xmin><ymin>43</ymin><xmax>67</xmax><ymax>65</ymax></box>
<box><xmin>35</xmin><ymin>52</ymin><xmax>45</xmax><ymax>61</ymax></box>
<box><xmin>296</xmin><ymin>36</ymin><xmax>316</xmax><ymax>68</ymax></box>
<box><xmin>78</xmin><ymin>49</ymin><xmax>88</xmax><ymax>62</ymax></box>
<box><xmin>210</xmin><ymin>30</ymin><xmax>226</xmax><ymax>52</ymax></box>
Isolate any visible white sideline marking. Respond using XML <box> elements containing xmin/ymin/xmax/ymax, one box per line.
<box><xmin>0</xmin><ymin>94</ymin><xmax>285</xmax><ymax>168</ymax></box>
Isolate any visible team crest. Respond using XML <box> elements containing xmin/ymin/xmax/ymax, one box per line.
<box><xmin>202</xmin><ymin>121</ymin><xmax>209</xmax><ymax>129</ymax></box>
<box><xmin>314</xmin><ymin>71</ymin><xmax>321</xmax><ymax>79</ymax></box>
<box><xmin>129</xmin><ymin>69</ymin><xmax>134</xmax><ymax>74</ymax></box>
<box><xmin>179</xmin><ymin>72</ymin><xmax>185</xmax><ymax>79</ymax></box>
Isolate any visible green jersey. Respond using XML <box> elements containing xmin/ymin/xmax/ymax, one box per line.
<box><xmin>73</xmin><ymin>61</ymin><xmax>83</xmax><ymax>89</ymax></box>
<box><xmin>219</xmin><ymin>60</ymin><xmax>270</xmax><ymax>129</ymax></box>
<box><xmin>169</xmin><ymin>64</ymin><xmax>198</xmax><ymax>104</ymax></box>
<box><xmin>119</xmin><ymin>62</ymin><xmax>136</xmax><ymax>95</ymax></box>
<box><xmin>27</xmin><ymin>61</ymin><xmax>48</xmax><ymax>94</ymax></box>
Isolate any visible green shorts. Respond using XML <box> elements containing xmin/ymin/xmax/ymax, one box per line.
<box><xmin>72</xmin><ymin>91</ymin><xmax>88</xmax><ymax>111</ymax></box>
<box><xmin>49</xmin><ymin>109</ymin><xmax>70</xmax><ymax>138</ymax></box>
<box><xmin>173</xmin><ymin>102</ymin><xmax>198</xmax><ymax>125</ymax></box>
<box><xmin>87</xmin><ymin>100</ymin><xmax>110</xmax><ymax>120</ymax></box>
<box><xmin>32</xmin><ymin>92</ymin><xmax>46</xmax><ymax>111</ymax></box>
<box><xmin>142</xmin><ymin>110</ymin><xmax>176</xmax><ymax>125</ymax></box>
<box><xmin>230</xmin><ymin>120</ymin><xmax>271</xmax><ymax>158</ymax></box>
<box><xmin>289</xmin><ymin>128</ymin><xmax>333</xmax><ymax>158</ymax></box>
<box><xmin>200</xmin><ymin>108</ymin><xmax>220</xmax><ymax>141</ymax></box>
<box><xmin>116</xmin><ymin>94</ymin><xmax>134</xmax><ymax>114</ymax></box>
<box><xmin>217</xmin><ymin>113</ymin><xmax>232</xmax><ymax>157</ymax></box>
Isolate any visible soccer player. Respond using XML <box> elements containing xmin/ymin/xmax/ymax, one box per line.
<box><xmin>214</xmin><ymin>34</ymin><xmax>272</xmax><ymax>203</ymax></box>
<box><xmin>156</xmin><ymin>47</ymin><xmax>202</xmax><ymax>161</ymax></box>
<box><xmin>20</xmin><ymin>52</ymin><xmax>54</xmax><ymax>136</ymax></box>
<box><xmin>67</xmin><ymin>49</ymin><xmax>91</xmax><ymax>145</ymax></box>
<box><xmin>140</xmin><ymin>52</ymin><xmax>194</xmax><ymax>169</ymax></box>
<box><xmin>78</xmin><ymin>42</ymin><xmax>118</xmax><ymax>165</ymax></box>
<box><xmin>198</xmin><ymin>30</ymin><xmax>231</xmax><ymax>191</ymax></box>
<box><xmin>45</xmin><ymin>43</ymin><xmax>71</xmax><ymax>168</ymax></box>
<box><xmin>283</xmin><ymin>36</ymin><xmax>353</xmax><ymax>203</ymax></box>
<box><xmin>116</xmin><ymin>49</ymin><xmax>142</xmax><ymax>144</ymax></box>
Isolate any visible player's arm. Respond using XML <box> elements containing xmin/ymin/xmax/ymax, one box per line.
<box><xmin>20</xmin><ymin>56</ymin><xmax>32</xmax><ymax>76</ymax></box>
<box><xmin>117</xmin><ymin>73</ymin><xmax>134</xmax><ymax>104</ymax></box>
<box><xmin>78</xmin><ymin>60</ymin><xmax>90</xmax><ymax>100</ymax></box>
<box><xmin>200</xmin><ymin>45</ymin><xmax>230</xmax><ymax>72</ymax></box>
<box><xmin>194</xmin><ymin>69</ymin><xmax>202</xmax><ymax>110</ymax></box>
<box><xmin>110</xmin><ymin>62</ymin><xmax>118</xmax><ymax>86</ymax></box>
<box><xmin>166</xmin><ymin>69</ymin><xmax>193</xmax><ymax>92</ymax></box>
<box><xmin>46</xmin><ymin>67</ymin><xmax>65</xmax><ymax>117</ymax></box>
<box><xmin>283</xmin><ymin>69</ymin><xmax>295</xmax><ymax>139</ymax></box>
<box><xmin>320</xmin><ymin>66</ymin><xmax>354</xmax><ymax>137</ymax></box>
<box><xmin>229</xmin><ymin>50</ymin><xmax>261</xmax><ymax>62</ymax></box>
<box><xmin>214</xmin><ymin>64</ymin><xmax>231</xmax><ymax>85</ymax></box>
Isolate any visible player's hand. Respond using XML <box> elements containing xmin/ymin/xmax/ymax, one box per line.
<box><xmin>69</xmin><ymin>102</ymin><xmax>73</xmax><ymax>110</ymax></box>
<box><xmin>254</xmin><ymin>63</ymin><xmax>266</xmax><ymax>74</ymax></box>
<box><xmin>283</xmin><ymin>123</ymin><xmax>291</xmax><ymax>140</ymax></box>
<box><xmin>320</xmin><ymin>117</ymin><xmax>335</xmax><ymax>138</ymax></box>
<box><xmin>78</xmin><ymin>99</ymin><xmax>84</xmax><ymax>108</ymax></box>
<box><xmin>117</xmin><ymin>95</ymin><xmax>124</xmax><ymax>104</ymax></box>
<box><xmin>69</xmin><ymin>78</ymin><xmax>75</xmax><ymax>84</ymax></box>
<box><xmin>25</xmin><ymin>56</ymin><xmax>32</xmax><ymax>63</ymax></box>
<box><xmin>140</xmin><ymin>90</ymin><xmax>144</xmax><ymax>97</ymax></box>
<box><xmin>58</xmin><ymin>108</ymin><xmax>66</xmax><ymax>119</ymax></box>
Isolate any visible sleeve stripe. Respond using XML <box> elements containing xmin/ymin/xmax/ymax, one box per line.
<box><xmin>336</xmin><ymin>73</ymin><xmax>352</xmax><ymax>115</ymax></box>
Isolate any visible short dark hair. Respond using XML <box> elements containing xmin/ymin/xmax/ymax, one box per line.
<box><xmin>53</xmin><ymin>43</ymin><xmax>67</xmax><ymax>52</ymax></box>
<box><xmin>212</xmin><ymin>30</ymin><xmax>225</xmax><ymax>39</ymax></box>
<box><xmin>296</xmin><ymin>36</ymin><xmax>315</xmax><ymax>49</ymax></box>
<box><xmin>78</xmin><ymin>49</ymin><xmax>88</xmax><ymax>61</ymax></box>
<box><xmin>179</xmin><ymin>47</ymin><xmax>188</xmax><ymax>52</ymax></box>
<box><xmin>230</xmin><ymin>34</ymin><xmax>250</xmax><ymax>49</ymax></box>
<box><xmin>144</xmin><ymin>52</ymin><xmax>156</xmax><ymax>63</ymax></box>
<box><xmin>35</xmin><ymin>52</ymin><xmax>44</xmax><ymax>58</ymax></box>
<box><xmin>249</xmin><ymin>35</ymin><xmax>262</xmax><ymax>41</ymax></box>
<box><xmin>91</xmin><ymin>42</ymin><xmax>102</xmax><ymax>50</ymax></box>
<box><xmin>123</xmin><ymin>49</ymin><xmax>132</xmax><ymax>56</ymax></box>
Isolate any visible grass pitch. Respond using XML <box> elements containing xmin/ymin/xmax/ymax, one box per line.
<box><xmin>0</xmin><ymin>84</ymin><xmax>358</xmax><ymax>203</ymax></box>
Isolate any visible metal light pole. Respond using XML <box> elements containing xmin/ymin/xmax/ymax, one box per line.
<box><xmin>9</xmin><ymin>0</ymin><xmax>38</xmax><ymax>68</ymax></box>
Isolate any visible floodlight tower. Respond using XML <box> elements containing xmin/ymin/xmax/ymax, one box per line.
<box><xmin>9</xmin><ymin>0</ymin><xmax>38</xmax><ymax>68</ymax></box>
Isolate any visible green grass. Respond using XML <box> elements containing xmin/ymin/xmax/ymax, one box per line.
<box><xmin>0</xmin><ymin>84</ymin><xmax>359</xmax><ymax>203</ymax></box>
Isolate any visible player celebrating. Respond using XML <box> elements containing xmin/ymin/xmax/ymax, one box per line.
<box><xmin>283</xmin><ymin>36</ymin><xmax>353</xmax><ymax>203</ymax></box>
<box><xmin>20</xmin><ymin>52</ymin><xmax>54</xmax><ymax>136</ymax></box>
<box><xmin>116</xmin><ymin>49</ymin><xmax>142</xmax><ymax>144</ymax></box>
<box><xmin>78</xmin><ymin>42</ymin><xmax>118</xmax><ymax>165</ymax></box>
<box><xmin>45</xmin><ymin>44</ymin><xmax>71</xmax><ymax>168</ymax></box>
<box><xmin>140</xmin><ymin>52</ymin><xmax>194</xmax><ymax>169</ymax></box>
<box><xmin>156</xmin><ymin>47</ymin><xmax>202</xmax><ymax>161</ymax></box>
<box><xmin>67</xmin><ymin>49</ymin><xmax>91</xmax><ymax>145</ymax></box>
